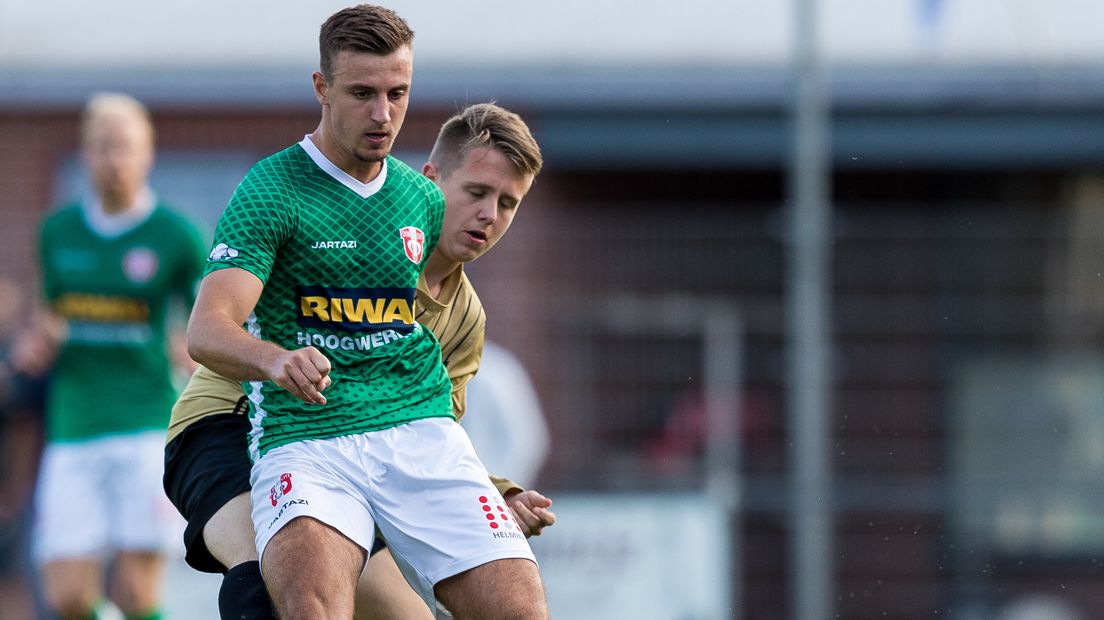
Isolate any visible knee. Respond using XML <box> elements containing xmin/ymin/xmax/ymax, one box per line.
<box><xmin>41</xmin><ymin>562</ymin><xmax>101</xmax><ymax>619</ymax></box>
<box><xmin>108</xmin><ymin>576</ymin><xmax>158</xmax><ymax>616</ymax></box>
<box><xmin>108</xmin><ymin>555</ymin><xmax>164</xmax><ymax>615</ymax></box>
<box><xmin>44</xmin><ymin>587</ymin><xmax>98</xmax><ymax>619</ymax></box>
<box><xmin>436</xmin><ymin>561</ymin><xmax>549</xmax><ymax>620</ymax></box>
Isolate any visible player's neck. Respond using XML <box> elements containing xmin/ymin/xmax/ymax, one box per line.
<box><xmin>101</xmin><ymin>199</ymin><xmax>130</xmax><ymax>214</ymax></box>
<box><xmin>99</xmin><ymin>189</ymin><xmax>140</xmax><ymax>214</ymax></box>
<box><xmin>422</xmin><ymin>252</ymin><xmax>461</xmax><ymax>300</ymax></box>
<box><xmin>309</xmin><ymin>127</ymin><xmax>382</xmax><ymax>184</ymax></box>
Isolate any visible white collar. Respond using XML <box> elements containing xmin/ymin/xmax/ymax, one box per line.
<box><xmin>81</xmin><ymin>187</ymin><xmax>156</xmax><ymax>239</ymax></box>
<box><xmin>299</xmin><ymin>135</ymin><xmax>387</xmax><ymax>199</ymax></box>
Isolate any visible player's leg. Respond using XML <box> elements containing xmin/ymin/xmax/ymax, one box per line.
<box><xmin>108</xmin><ymin>431</ymin><xmax>180</xmax><ymax>618</ymax></box>
<box><xmin>34</xmin><ymin>440</ymin><xmax>110</xmax><ymax>618</ymax></box>
<box><xmin>369</xmin><ymin>419</ymin><xmax>549</xmax><ymax>620</ymax></box>
<box><xmin>263</xmin><ymin>516</ymin><xmax>364</xmax><ymax>619</ymax></box>
<box><xmin>164</xmin><ymin>409</ymin><xmax>276</xmax><ymax>619</ymax></box>
<box><xmin>203</xmin><ymin>492</ymin><xmax>258</xmax><ymax>568</ymax></box>
<box><xmin>109</xmin><ymin>550</ymin><xmax>165</xmax><ymax>617</ymax></box>
<box><xmin>40</xmin><ymin>559</ymin><xmax>103</xmax><ymax>618</ymax></box>
<box><xmin>250</xmin><ymin>437</ymin><xmax>381</xmax><ymax>620</ymax></box>
<box><xmin>355</xmin><ymin>542</ymin><xmax>434</xmax><ymax>620</ymax></box>
<box><xmin>205</xmin><ymin>492</ymin><xmax>276</xmax><ymax>620</ymax></box>
<box><xmin>435</xmin><ymin>558</ymin><xmax>547</xmax><ymax>620</ymax></box>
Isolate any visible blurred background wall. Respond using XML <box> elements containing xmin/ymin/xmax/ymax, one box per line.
<box><xmin>4</xmin><ymin>1</ymin><xmax>1104</xmax><ymax>618</ymax></box>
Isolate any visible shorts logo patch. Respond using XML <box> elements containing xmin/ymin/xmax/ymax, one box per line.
<box><xmin>269</xmin><ymin>472</ymin><xmax>293</xmax><ymax>506</ymax></box>
<box><xmin>478</xmin><ymin>495</ymin><xmax>519</xmax><ymax>535</ymax></box>
<box><xmin>399</xmin><ymin>226</ymin><xmax>424</xmax><ymax>264</ymax></box>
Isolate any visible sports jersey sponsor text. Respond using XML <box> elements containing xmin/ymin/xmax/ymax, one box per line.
<box><xmin>296</xmin><ymin>329</ymin><xmax>404</xmax><ymax>352</ymax></box>
<box><xmin>56</xmin><ymin>293</ymin><xmax>149</xmax><ymax>322</ymax></box>
<box><xmin>267</xmin><ymin>498</ymin><xmax>308</xmax><ymax>530</ymax></box>
<box><xmin>54</xmin><ymin>294</ymin><xmax>153</xmax><ymax>345</ymax></box>
<box><xmin>296</xmin><ymin>286</ymin><xmax>415</xmax><ymax>333</ymax></box>
<box><xmin>310</xmin><ymin>240</ymin><xmax>357</xmax><ymax>249</ymax></box>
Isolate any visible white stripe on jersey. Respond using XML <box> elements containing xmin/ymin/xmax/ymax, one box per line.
<box><xmin>245</xmin><ymin>313</ymin><xmax>268</xmax><ymax>462</ymax></box>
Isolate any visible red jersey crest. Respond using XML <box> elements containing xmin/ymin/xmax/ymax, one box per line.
<box><xmin>399</xmin><ymin>226</ymin><xmax>425</xmax><ymax>264</ymax></box>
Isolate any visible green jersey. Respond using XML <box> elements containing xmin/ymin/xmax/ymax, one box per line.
<box><xmin>205</xmin><ymin>138</ymin><xmax>452</xmax><ymax>457</ymax></box>
<box><xmin>40</xmin><ymin>198</ymin><xmax>207</xmax><ymax>442</ymax></box>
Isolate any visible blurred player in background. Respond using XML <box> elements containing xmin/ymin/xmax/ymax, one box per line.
<box><xmin>0</xmin><ymin>277</ymin><xmax>49</xmax><ymax>619</ymax></box>
<box><xmin>18</xmin><ymin>92</ymin><xmax>207</xmax><ymax>620</ymax></box>
<box><xmin>166</xmin><ymin>102</ymin><xmax>554</xmax><ymax>619</ymax></box>
<box><xmin>186</xmin><ymin>5</ymin><xmax>550</xmax><ymax>618</ymax></box>
<box><xmin>462</xmin><ymin>340</ymin><xmax>551</xmax><ymax>489</ymax></box>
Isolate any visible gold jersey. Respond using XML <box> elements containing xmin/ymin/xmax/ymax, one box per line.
<box><xmin>166</xmin><ymin>267</ymin><xmax>521</xmax><ymax>496</ymax></box>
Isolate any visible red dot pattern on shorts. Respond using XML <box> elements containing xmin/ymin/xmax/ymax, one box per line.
<box><xmin>479</xmin><ymin>496</ymin><xmax>512</xmax><ymax>530</ymax></box>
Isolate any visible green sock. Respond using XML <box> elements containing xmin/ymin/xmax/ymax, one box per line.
<box><xmin>124</xmin><ymin>611</ymin><xmax>162</xmax><ymax>620</ymax></box>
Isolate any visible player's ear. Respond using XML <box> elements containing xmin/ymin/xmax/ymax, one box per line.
<box><xmin>312</xmin><ymin>71</ymin><xmax>329</xmax><ymax>106</ymax></box>
<box><xmin>422</xmin><ymin>161</ymin><xmax>438</xmax><ymax>182</ymax></box>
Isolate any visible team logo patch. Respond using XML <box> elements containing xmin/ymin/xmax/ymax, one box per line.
<box><xmin>208</xmin><ymin>242</ymin><xmax>239</xmax><ymax>261</ymax></box>
<box><xmin>399</xmin><ymin>226</ymin><xmax>424</xmax><ymax>264</ymax></box>
<box><xmin>269</xmin><ymin>472</ymin><xmax>293</xmax><ymax>506</ymax></box>
<box><xmin>122</xmin><ymin>247</ymin><xmax>158</xmax><ymax>283</ymax></box>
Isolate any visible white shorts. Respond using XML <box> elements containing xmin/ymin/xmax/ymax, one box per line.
<box><xmin>33</xmin><ymin>430</ymin><xmax>184</xmax><ymax>564</ymax></box>
<box><xmin>250</xmin><ymin>418</ymin><xmax>535</xmax><ymax>593</ymax></box>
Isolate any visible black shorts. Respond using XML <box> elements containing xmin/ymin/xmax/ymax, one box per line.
<box><xmin>163</xmin><ymin>404</ymin><xmax>388</xmax><ymax>573</ymax></box>
<box><xmin>163</xmin><ymin>405</ymin><xmax>252</xmax><ymax>574</ymax></box>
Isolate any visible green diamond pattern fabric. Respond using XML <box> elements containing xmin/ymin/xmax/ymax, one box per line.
<box><xmin>206</xmin><ymin>143</ymin><xmax>452</xmax><ymax>457</ymax></box>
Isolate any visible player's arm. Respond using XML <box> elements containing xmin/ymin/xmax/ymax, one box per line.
<box><xmin>187</xmin><ymin>267</ymin><xmax>331</xmax><ymax>405</ymax></box>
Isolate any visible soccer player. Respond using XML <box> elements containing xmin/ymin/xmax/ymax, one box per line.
<box><xmin>24</xmin><ymin>92</ymin><xmax>207</xmax><ymax>620</ymax></box>
<box><xmin>164</xmin><ymin>102</ymin><xmax>554</xmax><ymax>619</ymax></box>
<box><xmin>185</xmin><ymin>6</ymin><xmax>550</xmax><ymax>619</ymax></box>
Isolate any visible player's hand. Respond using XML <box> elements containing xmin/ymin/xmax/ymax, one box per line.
<box><xmin>503</xmin><ymin>489</ymin><xmax>555</xmax><ymax>537</ymax></box>
<box><xmin>267</xmin><ymin>346</ymin><xmax>332</xmax><ymax>405</ymax></box>
<box><xmin>9</xmin><ymin>317</ymin><xmax>65</xmax><ymax>377</ymax></box>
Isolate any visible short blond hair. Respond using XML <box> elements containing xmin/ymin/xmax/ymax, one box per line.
<box><xmin>81</xmin><ymin>92</ymin><xmax>154</xmax><ymax>147</ymax></box>
<box><xmin>429</xmin><ymin>103</ymin><xmax>542</xmax><ymax>180</ymax></box>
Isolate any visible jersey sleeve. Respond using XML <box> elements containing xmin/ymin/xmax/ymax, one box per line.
<box><xmin>203</xmin><ymin>168</ymin><xmax>293</xmax><ymax>284</ymax></box>
<box><xmin>37</xmin><ymin>215</ymin><xmax>59</xmax><ymax>303</ymax></box>
<box><xmin>490</xmin><ymin>474</ymin><xmax>524</xmax><ymax>497</ymax></box>
<box><xmin>175</xmin><ymin>215</ymin><xmax>210</xmax><ymax>309</ymax></box>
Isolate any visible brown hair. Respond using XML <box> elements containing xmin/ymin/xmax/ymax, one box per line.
<box><xmin>319</xmin><ymin>4</ymin><xmax>414</xmax><ymax>80</ymax></box>
<box><xmin>429</xmin><ymin>103</ymin><xmax>543</xmax><ymax>179</ymax></box>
